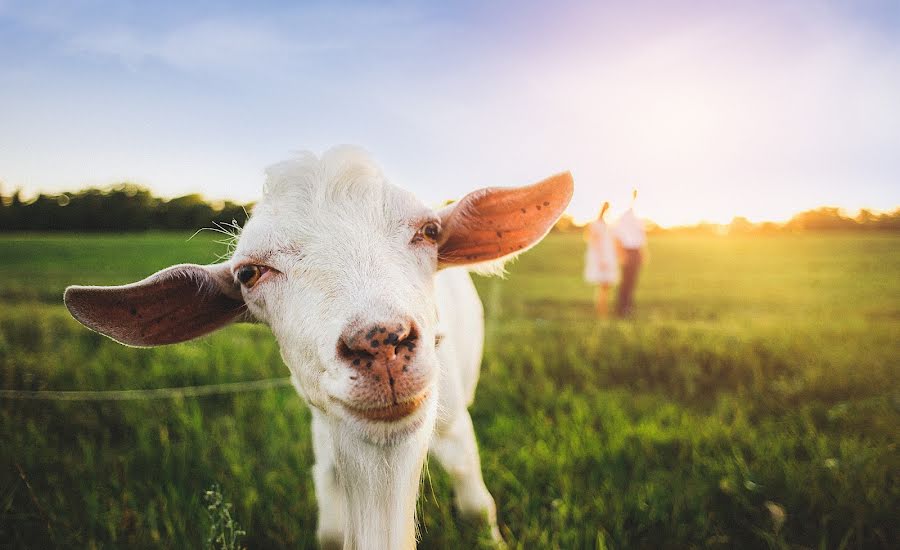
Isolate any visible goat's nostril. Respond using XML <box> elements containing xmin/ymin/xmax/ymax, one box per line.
<box><xmin>337</xmin><ymin>339</ymin><xmax>358</xmax><ymax>361</ymax></box>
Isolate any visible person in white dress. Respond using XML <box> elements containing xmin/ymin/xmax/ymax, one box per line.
<box><xmin>584</xmin><ymin>201</ymin><xmax>619</xmax><ymax>317</ymax></box>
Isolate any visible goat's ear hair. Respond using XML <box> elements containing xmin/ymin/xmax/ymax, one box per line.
<box><xmin>437</xmin><ymin>171</ymin><xmax>574</xmax><ymax>271</ymax></box>
<box><xmin>64</xmin><ymin>262</ymin><xmax>249</xmax><ymax>347</ymax></box>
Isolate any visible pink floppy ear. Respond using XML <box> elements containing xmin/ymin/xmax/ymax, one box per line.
<box><xmin>438</xmin><ymin>171</ymin><xmax>574</xmax><ymax>268</ymax></box>
<box><xmin>64</xmin><ymin>262</ymin><xmax>248</xmax><ymax>347</ymax></box>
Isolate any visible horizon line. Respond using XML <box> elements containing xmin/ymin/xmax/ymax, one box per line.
<box><xmin>1</xmin><ymin>180</ymin><xmax>898</xmax><ymax>231</ymax></box>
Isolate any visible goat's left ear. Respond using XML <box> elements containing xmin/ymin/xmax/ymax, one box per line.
<box><xmin>64</xmin><ymin>262</ymin><xmax>249</xmax><ymax>347</ymax></box>
<box><xmin>438</xmin><ymin>171</ymin><xmax>574</xmax><ymax>268</ymax></box>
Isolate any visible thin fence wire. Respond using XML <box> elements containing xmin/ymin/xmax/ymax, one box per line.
<box><xmin>0</xmin><ymin>377</ymin><xmax>293</xmax><ymax>401</ymax></box>
<box><xmin>1</xmin><ymin>280</ymin><xmax>601</xmax><ymax>403</ymax></box>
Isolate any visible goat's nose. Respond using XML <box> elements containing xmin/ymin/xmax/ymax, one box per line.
<box><xmin>339</xmin><ymin>319</ymin><xmax>418</xmax><ymax>363</ymax></box>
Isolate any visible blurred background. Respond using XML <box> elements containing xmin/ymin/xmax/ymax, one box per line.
<box><xmin>1</xmin><ymin>1</ymin><xmax>898</xmax><ymax>548</ymax></box>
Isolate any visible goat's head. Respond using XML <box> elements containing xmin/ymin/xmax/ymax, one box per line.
<box><xmin>64</xmin><ymin>146</ymin><xmax>573</xmax><ymax>443</ymax></box>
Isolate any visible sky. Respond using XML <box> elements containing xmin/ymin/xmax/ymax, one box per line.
<box><xmin>1</xmin><ymin>0</ymin><xmax>899</xmax><ymax>226</ymax></box>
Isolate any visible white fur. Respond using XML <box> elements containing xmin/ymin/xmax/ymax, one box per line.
<box><xmin>233</xmin><ymin>147</ymin><xmax>501</xmax><ymax>549</ymax></box>
<box><xmin>63</xmin><ymin>145</ymin><xmax>570</xmax><ymax>548</ymax></box>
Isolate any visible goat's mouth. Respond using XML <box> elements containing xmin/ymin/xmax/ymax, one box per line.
<box><xmin>341</xmin><ymin>391</ymin><xmax>430</xmax><ymax>423</ymax></box>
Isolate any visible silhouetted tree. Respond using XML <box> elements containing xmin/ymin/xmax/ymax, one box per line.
<box><xmin>553</xmin><ymin>213</ymin><xmax>578</xmax><ymax>233</ymax></box>
<box><xmin>785</xmin><ymin>207</ymin><xmax>857</xmax><ymax>231</ymax></box>
<box><xmin>0</xmin><ymin>184</ymin><xmax>250</xmax><ymax>232</ymax></box>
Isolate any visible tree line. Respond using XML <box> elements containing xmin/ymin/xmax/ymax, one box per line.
<box><xmin>1</xmin><ymin>183</ymin><xmax>897</xmax><ymax>233</ymax></box>
<box><xmin>656</xmin><ymin>207</ymin><xmax>900</xmax><ymax>235</ymax></box>
<box><xmin>556</xmin><ymin>207</ymin><xmax>900</xmax><ymax>234</ymax></box>
<box><xmin>0</xmin><ymin>184</ymin><xmax>249</xmax><ymax>231</ymax></box>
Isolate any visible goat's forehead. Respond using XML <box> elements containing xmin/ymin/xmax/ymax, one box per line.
<box><xmin>249</xmin><ymin>185</ymin><xmax>427</xmax><ymax>236</ymax></box>
<box><xmin>235</xmin><ymin>148</ymin><xmax>432</xmax><ymax>255</ymax></box>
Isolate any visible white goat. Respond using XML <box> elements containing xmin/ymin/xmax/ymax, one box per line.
<box><xmin>64</xmin><ymin>146</ymin><xmax>573</xmax><ymax>549</ymax></box>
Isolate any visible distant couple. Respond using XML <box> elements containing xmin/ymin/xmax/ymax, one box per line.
<box><xmin>583</xmin><ymin>190</ymin><xmax>647</xmax><ymax>318</ymax></box>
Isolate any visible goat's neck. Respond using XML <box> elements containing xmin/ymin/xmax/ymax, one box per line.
<box><xmin>332</xmin><ymin>421</ymin><xmax>432</xmax><ymax>550</ymax></box>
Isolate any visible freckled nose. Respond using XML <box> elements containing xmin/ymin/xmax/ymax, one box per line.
<box><xmin>337</xmin><ymin>318</ymin><xmax>425</xmax><ymax>412</ymax></box>
<box><xmin>339</xmin><ymin>319</ymin><xmax>418</xmax><ymax>362</ymax></box>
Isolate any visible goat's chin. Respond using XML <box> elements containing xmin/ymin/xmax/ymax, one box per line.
<box><xmin>331</xmin><ymin>389</ymin><xmax>437</xmax><ymax>447</ymax></box>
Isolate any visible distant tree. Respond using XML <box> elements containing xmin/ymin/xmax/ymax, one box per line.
<box><xmin>552</xmin><ymin>213</ymin><xmax>578</xmax><ymax>233</ymax></box>
<box><xmin>644</xmin><ymin>220</ymin><xmax>665</xmax><ymax>235</ymax></box>
<box><xmin>786</xmin><ymin>207</ymin><xmax>857</xmax><ymax>231</ymax></box>
<box><xmin>872</xmin><ymin>208</ymin><xmax>900</xmax><ymax>231</ymax></box>
<box><xmin>856</xmin><ymin>209</ymin><xmax>877</xmax><ymax>226</ymax></box>
<box><xmin>728</xmin><ymin>216</ymin><xmax>754</xmax><ymax>234</ymax></box>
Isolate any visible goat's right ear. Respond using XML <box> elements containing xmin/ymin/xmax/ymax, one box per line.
<box><xmin>64</xmin><ymin>262</ymin><xmax>249</xmax><ymax>347</ymax></box>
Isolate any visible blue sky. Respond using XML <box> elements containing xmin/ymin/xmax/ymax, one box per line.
<box><xmin>1</xmin><ymin>0</ymin><xmax>898</xmax><ymax>226</ymax></box>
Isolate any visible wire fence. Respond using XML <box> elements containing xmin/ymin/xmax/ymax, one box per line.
<box><xmin>0</xmin><ymin>281</ymin><xmax>582</xmax><ymax>403</ymax></box>
<box><xmin>0</xmin><ymin>377</ymin><xmax>293</xmax><ymax>401</ymax></box>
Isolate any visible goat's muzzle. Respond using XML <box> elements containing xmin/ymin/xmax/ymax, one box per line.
<box><xmin>337</xmin><ymin>318</ymin><xmax>431</xmax><ymax>422</ymax></box>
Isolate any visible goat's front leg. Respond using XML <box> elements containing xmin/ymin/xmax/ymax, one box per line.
<box><xmin>430</xmin><ymin>410</ymin><xmax>503</xmax><ymax>544</ymax></box>
<box><xmin>311</xmin><ymin>410</ymin><xmax>345</xmax><ymax>549</ymax></box>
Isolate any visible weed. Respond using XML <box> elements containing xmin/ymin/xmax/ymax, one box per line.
<box><xmin>204</xmin><ymin>484</ymin><xmax>246</xmax><ymax>550</ymax></box>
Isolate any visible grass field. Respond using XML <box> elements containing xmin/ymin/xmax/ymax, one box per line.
<box><xmin>1</xmin><ymin>231</ymin><xmax>898</xmax><ymax>549</ymax></box>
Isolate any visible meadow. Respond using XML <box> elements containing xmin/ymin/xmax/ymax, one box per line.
<box><xmin>1</xmin><ymin>231</ymin><xmax>897</xmax><ymax>549</ymax></box>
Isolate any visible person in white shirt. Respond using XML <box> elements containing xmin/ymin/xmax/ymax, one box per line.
<box><xmin>613</xmin><ymin>190</ymin><xmax>647</xmax><ymax>317</ymax></box>
<box><xmin>583</xmin><ymin>201</ymin><xmax>618</xmax><ymax>317</ymax></box>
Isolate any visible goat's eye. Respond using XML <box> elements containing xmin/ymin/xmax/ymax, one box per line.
<box><xmin>421</xmin><ymin>221</ymin><xmax>440</xmax><ymax>243</ymax></box>
<box><xmin>236</xmin><ymin>265</ymin><xmax>264</xmax><ymax>288</ymax></box>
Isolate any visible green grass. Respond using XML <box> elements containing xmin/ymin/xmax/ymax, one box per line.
<box><xmin>1</xmin><ymin>232</ymin><xmax>898</xmax><ymax>549</ymax></box>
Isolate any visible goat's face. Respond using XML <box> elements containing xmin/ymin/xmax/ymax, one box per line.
<box><xmin>63</xmin><ymin>147</ymin><xmax>573</xmax><ymax>444</ymax></box>
<box><xmin>232</xmin><ymin>166</ymin><xmax>445</xmax><ymax>441</ymax></box>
